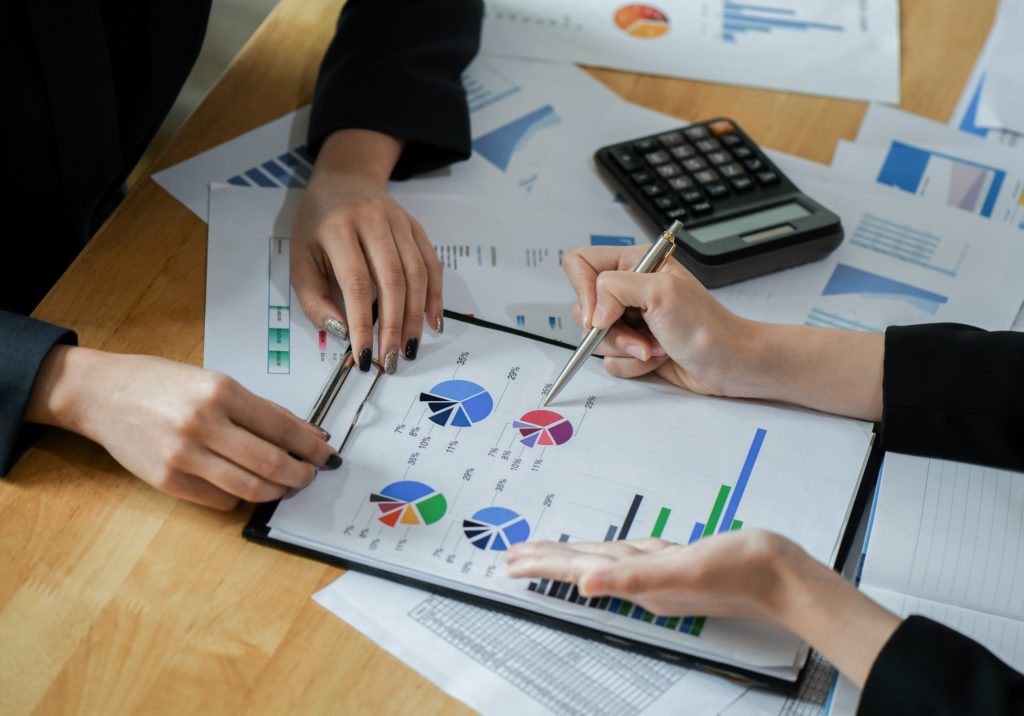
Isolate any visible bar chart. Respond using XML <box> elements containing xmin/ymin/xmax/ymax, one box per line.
<box><xmin>227</xmin><ymin>145</ymin><xmax>314</xmax><ymax>189</ymax></box>
<box><xmin>721</xmin><ymin>1</ymin><xmax>844</xmax><ymax>43</ymax></box>
<box><xmin>267</xmin><ymin>237</ymin><xmax>291</xmax><ymax>374</ymax></box>
<box><xmin>848</xmin><ymin>213</ymin><xmax>965</xmax><ymax>277</ymax></box>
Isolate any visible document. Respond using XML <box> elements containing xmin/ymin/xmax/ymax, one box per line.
<box><xmin>264</xmin><ymin>312</ymin><xmax>874</xmax><ymax>680</ymax></box>
<box><xmin>974</xmin><ymin>0</ymin><xmax>1024</xmax><ymax>136</ymax></box>
<box><xmin>480</xmin><ymin>0</ymin><xmax>900</xmax><ymax>102</ymax></box>
<box><xmin>949</xmin><ymin>25</ymin><xmax>1023</xmax><ymax>148</ymax></box>
<box><xmin>711</xmin><ymin>176</ymin><xmax>1024</xmax><ymax>333</ymax></box>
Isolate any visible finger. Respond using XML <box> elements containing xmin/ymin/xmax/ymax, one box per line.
<box><xmin>592</xmin><ymin>271</ymin><xmax>675</xmax><ymax>330</ymax></box>
<box><xmin>393</xmin><ymin>215</ymin><xmax>429</xmax><ymax>368</ymax></box>
<box><xmin>179</xmin><ymin>448</ymin><xmax>288</xmax><ymax>504</ymax></box>
<box><xmin>410</xmin><ymin>217</ymin><xmax>444</xmax><ymax>335</ymax></box>
<box><xmin>604</xmin><ymin>354</ymin><xmax>669</xmax><ymax>379</ymax></box>
<box><xmin>223</xmin><ymin>386</ymin><xmax>340</xmax><ymax>468</ymax></box>
<box><xmin>291</xmin><ymin>241</ymin><xmax>348</xmax><ymax>343</ymax></box>
<box><xmin>563</xmin><ymin>246</ymin><xmax>649</xmax><ymax>328</ymax></box>
<box><xmin>592</xmin><ymin>552</ymin><xmax>687</xmax><ymax>596</ymax></box>
<box><xmin>158</xmin><ymin>470</ymin><xmax>240</xmax><ymax>511</ymax></box>
<box><xmin>206</xmin><ymin>424</ymin><xmax>319</xmax><ymax>489</ymax></box>
<box><xmin>322</xmin><ymin>226</ymin><xmax>376</xmax><ymax>372</ymax></box>
<box><xmin>504</xmin><ymin>551</ymin><xmax>613</xmax><ymax>584</ymax></box>
<box><xmin>357</xmin><ymin>214</ymin><xmax>406</xmax><ymax>371</ymax></box>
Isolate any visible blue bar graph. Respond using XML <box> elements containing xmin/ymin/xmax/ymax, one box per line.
<box><xmin>225</xmin><ymin>145</ymin><xmax>314</xmax><ymax>189</ymax></box>
<box><xmin>822</xmin><ymin>264</ymin><xmax>948</xmax><ymax>315</ymax></box>
<box><xmin>722</xmin><ymin>1</ymin><xmax>844</xmax><ymax>43</ymax></box>
<box><xmin>718</xmin><ymin>429</ymin><xmax>765</xmax><ymax>534</ymax></box>
<box><xmin>590</xmin><ymin>235</ymin><xmax>637</xmax><ymax>247</ymax></box>
<box><xmin>472</xmin><ymin>105</ymin><xmax>560</xmax><ymax>172</ymax></box>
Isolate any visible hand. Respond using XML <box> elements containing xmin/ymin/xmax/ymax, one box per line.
<box><xmin>505</xmin><ymin>531</ymin><xmax>901</xmax><ymax>688</ymax></box>
<box><xmin>291</xmin><ymin>129</ymin><xmax>443</xmax><ymax>375</ymax></box>
<box><xmin>25</xmin><ymin>346</ymin><xmax>342</xmax><ymax>510</ymax></box>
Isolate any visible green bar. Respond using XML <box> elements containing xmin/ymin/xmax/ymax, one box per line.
<box><xmin>641</xmin><ymin>611</ymin><xmax>654</xmax><ymax>623</ymax></box>
<box><xmin>665</xmin><ymin>617</ymin><xmax>680</xmax><ymax>629</ymax></box>
<box><xmin>730</xmin><ymin>519</ymin><xmax>743</xmax><ymax>531</ymax></box>
<box><xmin>702</xmin><ymin>485</ymin><xmax>732</xmax><ymax>537</ymax></box>
<box><xmin>651</xmin><ymin>507</ymin><xmax>671</xmax><ymax>538</ymax></box>
<box><xmin>690</xmin><ymin>617</ymin><xmax>706</xmax><ymax>636</ymax></box>
<box><xmin>617</xmin><ymin>600</ymin><xmax>633</xmax><ymax>616</ymax></box>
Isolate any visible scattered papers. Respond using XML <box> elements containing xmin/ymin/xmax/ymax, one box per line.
<box><xmin>481</xmin><ymin>0</ymin><xmax>900</xmax><ymax>102</ymax></box>
<box><xmin>949</xmin><ymin>28</ymin><xmax>1023</xmax><ymax>148</ymax></box>
<box><xmin>974</xmin><ymin>1</ymin><xmax>1024</xmax><ymax>136</ymax></box>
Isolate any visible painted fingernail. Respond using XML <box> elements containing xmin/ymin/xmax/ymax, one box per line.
<box><xmin>317</xmin><ymin>427</ymin><xmax>331</xmax><ymax>441</ymax></box>
<box><xmin>384</xmin><ymin>349</ymin><xmax>398</xmax><ymax>375</ymax></box>
<box><xmin>435</xmin><ymin>314</ymin><xmax>444</xmax><ymax>334</ymax></box>
<box><xmin>324</xmin><ymin>453</ymin><xmax>343</xmax><ymax>470</ymax></box>
<box><xmin>325</xmin><ymin>317</ymin><xmax>349</xmax><ymax>341</ymax></box>
<box><xmin>358</xmin><ymin>348</ymin><xmax>372</xmax><ymax>372</ymax></box>
<box><xmin>405</xmin><ymin>337</ymin><xmax>419</xmax><ymax>360</ymax></box>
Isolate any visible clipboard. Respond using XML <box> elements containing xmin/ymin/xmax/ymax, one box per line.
<box><xmin>244</xmin><ymin>310</ymin><xmax>880</xmax><ymax>694</ymax></box>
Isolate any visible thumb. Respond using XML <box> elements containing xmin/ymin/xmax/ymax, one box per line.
<box><xmin>591</xmin><ymin>271</ymin><xmax>666</xmax><ymax>330</ymax></box>
<box><xmin>292</xmin><ymin>249</ymin><xmax>348</xmax><ymax>342</ymax></box>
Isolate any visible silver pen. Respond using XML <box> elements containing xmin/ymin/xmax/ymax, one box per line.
<box><xmin>543</xmin><ymin>220</ymin><xmax>683</xmax><ymax>407</ymax></box>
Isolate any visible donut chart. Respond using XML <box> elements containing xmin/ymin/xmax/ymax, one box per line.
<box><xmin>613</xmin><ymin>4</ymin><xmax>670</xmax><ymax>38</ymax></box>
<box><xmin>514</xmin><ymin>409</ymin><xmax>574</xmax><ymax>448</ymax></box>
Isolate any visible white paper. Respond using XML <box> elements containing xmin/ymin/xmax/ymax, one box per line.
<box><xmin>836</xmin><ymin>104</ymin><xmax>1024</xmax><ymax>234</ymax></box>
<box><xmin>949</xmin><ymin>26</ymin><xmax>1023</xmax><ymax>148</ymax></box>
<box><xmin>480</xmin><ymin>0</ymin><xmax>900</xmax><ymax>103</ymax></box>
<box><xmin>711</xmin><ymin>176</ymin><xmax>1024</xmax><ymax>332</ymax></box>
<box><xmin>975</xmin><ymin>1</ymin><xmax>1024</xmax><ymax>136</ymax></box>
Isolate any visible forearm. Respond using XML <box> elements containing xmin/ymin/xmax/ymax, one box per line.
<box><xmin>23</xmin><ymin>344</ymin><xmax>106</xmax><ymax>438</ymax></box>
<box><xmin>725</xmin><ymin>321</ymin><xmax>884</xmax><ymax>422</ymax></box>
<box><xmin>314</xmin><ymin>129</ymin><xmax>405</xmax><ymax>186</ymax></box>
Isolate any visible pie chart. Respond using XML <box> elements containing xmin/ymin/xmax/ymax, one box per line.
<box><xmin>514</xmin><ymin>409</ymin><xmax>574</xmax><ymax>448</ymax></box>
<box><xmin>613</xmin><ymin>4</ymin><xmax>670</xmax><ymax>38</ymax></box>
<box><xmin>370</xmin><ymin>481</ymin><xmax>448</xmax><ymax>527</ymax></box>
<box><xmin>463</xmin><ymin>507</ymin><xmax>531</xmax><ymax>551</ymax></box>
<box><xmin>419</xmin><ymin>380</ymin><xmax>494</xmax><ymax>428</ymax></box>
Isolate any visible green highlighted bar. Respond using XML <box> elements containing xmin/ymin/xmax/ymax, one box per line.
<box><xmin>268</xmin><ymin>327</ymin><xmax>290</xmax><ymax>350</ymax></box>
<box><xmin>690</xmin><ymin>617</ymin><xmax>706</xmax><ymax>636</ymax></box>
<box><xmin>665</xmin><ymin>617</ymin><xmax>680</xmax><ymax>629</ymax></box>
<box><xmin>702</xmin><ymin>485</ymin><xmax>732</xmax><ymax>536</ymax></box>
<box><xmin>617</xmin><ymin>600</ymin><xmax>633</xmax><ymax>616</ymax></box>
<box><xmin>641</xmin><ymin>611</ymin><xmax>654</xmax><ymax>623</ymax></box>
<box><xmin>651</xmin><ymin>507</ymin><xmax>671</xmax><ymax>538</ymax></box>
<box><xmin>730</xmin><ymin>519</ymin><xmax>743</xmax><ymax>531</ymax></box>
<box><xmin>268</xmin><ymin>350</ymin><xmax>290</xmax><ymax>374</ymax></box>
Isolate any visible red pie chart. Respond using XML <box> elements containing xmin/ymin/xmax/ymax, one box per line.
<box><xmin>514</xmin><ymin>410</ymin><xmax>574</xmax><ymax>448</ymax></box>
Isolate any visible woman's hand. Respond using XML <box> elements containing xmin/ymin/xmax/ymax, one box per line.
<box><xmin>290</xmin><ymin>129</ymin><xmax>443</xmax><ymax>375</ymax></box>
<box><xmin>562</xmin><ymin>245</ymin><xmax>885</xmax><ymax>421</ymax></box>
<box><xmin>505</xmin><ymin>531</ymin><xmax>901</xmax><ymax>688</ymax></box>
<box><xmin>25</xmin><ymin>346</ymin><xmax>342</xmax><ymax>510</ymax></box>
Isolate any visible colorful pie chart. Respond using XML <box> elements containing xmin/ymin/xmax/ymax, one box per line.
<box><xmin>419</xmin><ymin>379</ymin><xmax>494</xmax><ymax>428</ymax></box>
<box><xmin>613</xmin><ymin>4</ymin><xmax>670</xmax><ymax>38</ymax></box>
<box><xmin>514</xmin><ymin>409</ymin><xmax>574</xmax><ymax>448</ymax></box>
<box><xmin>370</xmin><ymin>481</ymin><xmax>448</xmax><ymax>527</ymax></box>
<box><xmin>463</xmin><ymin>507</ymin><xmax>531</xmax><ymax>551</ymax></box>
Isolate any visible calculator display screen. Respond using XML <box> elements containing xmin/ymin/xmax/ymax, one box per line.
<box><xmin>688</xmin><ymin>202</ymin><xmax>811</xmax><ymax>244</ymax></box>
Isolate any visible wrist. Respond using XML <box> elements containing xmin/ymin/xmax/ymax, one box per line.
<box><xmin>316</xmin><ymin>129</ymin><xmax>405</xmax><ymax>186</ymax></box>
<box><xmin>24</xmin><ymin>345</ymin><xmax>113</xmax><ymax>440</ymax></box>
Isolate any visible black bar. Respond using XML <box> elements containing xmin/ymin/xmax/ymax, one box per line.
<box><xmin>617</xmin><ymin>494</ymin><xmax>643</xmax><ymax>540</ymax></box>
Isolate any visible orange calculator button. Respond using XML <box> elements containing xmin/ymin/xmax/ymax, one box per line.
<box><xmin>708</xmin><ymin>120</ymin><xmax>735</xmax><ymax>137</ymax></box>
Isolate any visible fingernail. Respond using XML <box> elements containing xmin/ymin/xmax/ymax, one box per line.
<box><xmin>358</xmin><ymin>348</ymin><xmax>372</xmax><ymax>372</ymax></box>
<box><xmin>405</xmin><ymin>337</ymin><xmax>419</xmax><ymax>360</ymax></box>
<box><xmin>592</xmin><ymin>303</ymin><xmax>609</xmax><ymax>328</ymax></box>
<box><xmin>581</xmin><ymin>572</ymin><xmax>607</xmax><ymax>596</ymax></box>
<box><xmin>651</xmin><ymin>344</ymin><xmax>666</xmax><ymax>357</ymax></box>
<box><xmin>581</xmin><ymin>301</ymin><xmax>591</xmax><ymax>329</ymax></box>
<box><xmin>318</xmin><ymin>427</ymin><xmax>331</xmax><ymax>441</ymax></box>
<box><xmin>383</xmin><ymin>349</ymin><xmax>398</xmax><ymax>375</ymax></box>
<box><xmin>435</xmin><ymin>314</ymin><xmax>444</xmax><ymax>335</ymax></box>
<box><xmin>324</xmin><ymin>453</ymin><xmax>343</xmax><ymax>470</ymax></box>
<box><xmin>325</xmin><ymin>317</ymin><xmax>349</xmax><ymax>341</ymax></box>
<box><xmin>625</xmin><ymin>344</ymin><xmax>646</xmax><ymax>361</ymax></box>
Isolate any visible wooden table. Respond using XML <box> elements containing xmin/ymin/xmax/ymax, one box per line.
<box><xmin>1</xmin><ymin>1</ymin><xmax>998</xmax><ymax>713</ymax></box>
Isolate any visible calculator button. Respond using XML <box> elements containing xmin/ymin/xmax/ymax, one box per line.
<box><xmin>665</xmin><ymin>207</ymin><xmax>688</xmax><ymax>221</ymax></box>
<box><xmin>708</xmin><ymin>119</ymin><xmax>735</xmax><ymax>136</ymax></box>
<box><xmin>694</xmin><ymin>169</ymin><xmax>720</xmax><ymax>184</ymax></box>
<box><xmin>658</xmin><ymin>131</ymin><xmax>685</xmax><ymax>148</ymax></box>
<box><xmin>654</xmin><ymin>195</ymin><xmax>679</xmax><ymax>210</ymax></box>
<box><xmin>707</xmin><ymin>151</ymin><xmax>731</xmax><ymax>165</ymax></box>
<box><xmin>612</xmin><ymin>149</ymin><xmax>643</xmax><ymax>171</ymax></box>
<box><xmin>690</xmin><ymin>201</ymin><xmax>713</xmax><ymax>215</ymax></box>
<box><xmin>670</xmin><ymin>144</ymin><xmax>696</xmax><ymax>160</ymax></box>
<box><xmin>655</xmin><ymin>163</ymin><xmax>682</xmax><ymax>178</ymax></box>
<box><xmin>731</xmin><ymin>176</ymin><xmax>754</xmax><ymax>192</ymax></box>
<box><xmin>631</xmin><ymin>169</ymin><xmax>655</xmax><ymax>184</ymax></box>
<box><xmin>705</xmin><ymin>182</ymin><xmax>729</xmax><ymax>198</ymax></box>
<box><xmin>743</xmin><ymin>158</ymin><xmax>766</xmax><ymax>171</ymax></box>
<box><xmin>695</xmin><ymin>138</ymin><xmax>721</xmax><ymax>153</ymax></box>
<box><xmin>720</xmin><ymin>134</ymin><xmax>743</xmax><ymax>148</ymax></box>
<box><xmin>633</xmin><ymin>138</ymin><xmax>660</xmax><ymax>153</ymax></box>
<box><xmin>756</xmin><ymin>170</ymin><xmax>780</xmax><ymax>185</ymax></box>
<box><xmin>668</xmin><ymin>175</ymin><xmax>695</xmax><ymax>191</ymax></box>
<box><xmin>683</xmin><ymin>125</ymin><xmax>710</xmax><ymax>140</ymax></box>
<box><xmin>732</xmin><ymin>146</ymin><xmax>754</xmax><ymax>159</ymax></box>
<box><xmin>682</xmin><ymin>157</ymin><xmax>708</xmax><ymax>172</ymax></box>
<box><xmin>679</xmin><ymin>188</ymin><xmax>704</xmax><ymax>204</ymax></box>
<box><xmin>644</xmin><ymin>150</ymin><xmax>672</xmax><ymax>165</ymax></box>
<box><xmin>720</xmin><ymin>162</ymin><xmax>745</xmax><ymax>178</ymax></box>
<box><xmin>641</xmin><ymin>182</ymin><xmax>665</xmax><ymax>197</ymax></box>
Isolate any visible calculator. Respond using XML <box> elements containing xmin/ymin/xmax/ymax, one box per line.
<box><xmin>595</xmin><ymin>118</ymin><xmax>843</xmax><ymax>287</ymax></box>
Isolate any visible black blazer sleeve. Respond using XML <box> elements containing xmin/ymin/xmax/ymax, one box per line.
<box><xmin>0</xmin><ymin>312</ymin><xmax>77</xmax><ymax>476</ymax></box>
<box><xmin>880</xmin><ymin>324</ymin><xmax>1024</xmax><ymax>472</ymax></box>
<box><xmin>307</xmin><ymin>0</ymin><xmax>483</xmax><ymax>179</ymax></box>
<box><xmin>859</xmin><ymin>615</ymin><xmax>1024</xmax><ymax>715</ymax></box>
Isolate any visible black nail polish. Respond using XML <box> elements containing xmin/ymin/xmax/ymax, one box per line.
<box><xmin>405</xmin><ymin>337</ymin><xmax>419</xmax><ymax>360</ymax></box>
<box><xmin>358</xmin><ymin>348</ymin><xmax>372</xmax><ymax>372</ymax></box>
<box><xmin>325</xmin><ymin>453</ymin><xmax>343</xmax><ymax>470</ymax></box>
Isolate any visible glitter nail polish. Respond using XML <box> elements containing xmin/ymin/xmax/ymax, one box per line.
<box><xmin>384</xmin><ymin>349</ymin><xmax>398</xmax><ymax>374</ymax></box>
<box><xmin>324</xmin><ymin>317</ymin><xmax>349</xmax><ymax>341</ymax></box>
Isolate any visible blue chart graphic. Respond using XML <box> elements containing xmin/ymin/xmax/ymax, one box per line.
<box><xmin>473</xmin><ymin>105</ymin><xmax>561</xmax><ymax>172</ymax></box>
<box><xmin>590</xmin><ymin>235</ymin><xmax>637</xmax><ymax>247</ymax></box>
<box><xmin>823</xmin><ymin>264</ymin><xmax>948</xmax><ymax>315</ymax></box>
<box><xmin>959</xmin><ymin>74</ymin><xmax>991</xmax><ymax>139</ymax></box>
<box><xmin>849</xmin><ymin>214</ymin><xmax>958</xmax><ymax>277</ymax></box>
<box><xmin>226</xmin><ymin>145</ymin><xmax>314</xmax><ymax>188</ymax></box>
<box><xmin>462</xmin><ymin>65</ymin><xmax>521</xmax><ymax>114</ymax></box>
<box><xmin>722</xmin><ymin>1</ymin><xmax>844</xmax><ymax>43</ymax></box>
<box><xmin>805</xmin><ymin>307</ymin><xmax>881</xmax><ymax>333</ymax></box>
<box><xmin>419</xmin><ymin>380</ymin><xmax>494</xmax><ymax>427</ymax></box>
<box><xmin>877</xmin><ymin>142</ymin><xmax>1006</xmax><ymax>218</ymax></box>
<box><xmin>463</xmin><ymin>507</ymin><xmax>530</xmax><ymax>551</ymax></box>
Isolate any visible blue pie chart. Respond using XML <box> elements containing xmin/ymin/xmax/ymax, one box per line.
<box><xmin>463</xmin><ymin>507</ymin><xmax>531</xmax><ymax>551</ymax></box>
<box><xmin>419</xmin><ymin>380</ymin><xmax>494</xmax><ymax>428</ymax></box>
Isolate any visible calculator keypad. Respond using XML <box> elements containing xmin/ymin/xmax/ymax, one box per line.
<box><xmin>605</xmin><ymin>120</ymin><xmax>788</xmax><ymax>227</ymax></box>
